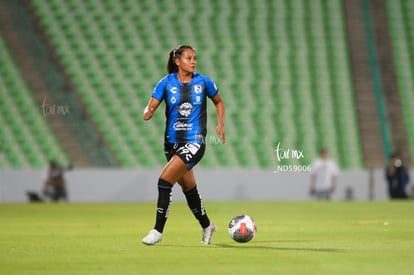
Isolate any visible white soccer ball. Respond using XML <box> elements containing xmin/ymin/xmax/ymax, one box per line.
<box><xmin>228</xmin><ymin>214</ymin><xmax>257</xmax><ymax>243</ymax></box>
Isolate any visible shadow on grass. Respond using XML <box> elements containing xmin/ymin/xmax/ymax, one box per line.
<box><xmin>159</xmin><ymin>240</ymin><xmax>344</xmax><ymax>253</ymax></box>
<box><xmin>213</xmin><ymin>240</ymin><xmax>343</xmax><ymax>253</ymax></box>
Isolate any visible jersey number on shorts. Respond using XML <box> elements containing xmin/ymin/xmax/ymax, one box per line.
<box><xmin>181</xmin><ymin>143</ymin><xmax>201</xmax><ymax>161</ymax></box>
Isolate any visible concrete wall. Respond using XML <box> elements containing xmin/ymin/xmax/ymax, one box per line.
<box><xmin>1</xmin><ymin>167</ymin><xmax>404</xmax><ymax>203</ymax></box>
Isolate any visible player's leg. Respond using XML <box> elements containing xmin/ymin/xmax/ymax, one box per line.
<box><xmin>154</xmin><ymin>155</ymin><xmax>199</xmax><ymax>232</ymax></box>
<box><xmin>143</xmin><ymin>155</ymin><xmax>188</xmax><ymax>245</ymax></box>
<box><xmin>154</xmin><ymin>155</ymin><xmax>190</xmax><ymax>233</ymax></box>
<box><xmin>143</xmin><ymin>143</ymin><xmax>211</xmax><ymax>245</ymax></box>
<box><xmin>178</xmin><ymin>170</ymin><xmax>210</xmax><ymax>227</ymax></box>
<box><xmin>178</xmin><ymin>170</ymin><xmax>215</xmax><ymax>244</ymax></box>
<box><xmin>177</xmin><ymin>169</ymin><xmax>196</xmax><ymax>192</ymax></box>
<box><xmin>161</xmin><ymin>142</ymin><xmax>215</xmax><ymax>244</ymax></box>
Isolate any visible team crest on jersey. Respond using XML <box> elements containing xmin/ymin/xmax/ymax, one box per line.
<box><xmin>194</xmin><ymin>85</ymin><xmax>202</xmax><ymax>94</ymax></box>
<box><xmin>178</xmin><ymin>102</ymin><xmax>194</xmax><ymax>117</ymax></box>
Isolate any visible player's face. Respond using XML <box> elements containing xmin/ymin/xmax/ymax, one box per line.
<box><xmin>176</xmin><ymin>49</ymin><xmax>197</xmax><ymax>73</ymax></box>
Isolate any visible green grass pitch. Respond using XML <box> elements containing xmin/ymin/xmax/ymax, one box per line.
<box><xmin>1</xmin><ymin>201</ymin><xmax>413</xmax><ymax>274</ymax></box>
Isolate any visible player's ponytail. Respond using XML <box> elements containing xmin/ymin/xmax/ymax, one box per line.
<box><xmin>166</xmin><ymin>45</ymin><xmax>195</xmax><ymax>74</ymax></box>
<box><xmin>167</xmin><ymin>49</ymin><xmax>178</xmax><ymax>74</ymax></box>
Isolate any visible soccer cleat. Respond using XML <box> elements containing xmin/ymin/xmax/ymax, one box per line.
<box><xmin>201</xmin><ymin>223</ymin><xmax>216</xmax><ymax>245</ymax></box>
<box><xmin>142</xmin><ymin>229</ymin><xmax>162</xmax><ymax>245</ymax></box>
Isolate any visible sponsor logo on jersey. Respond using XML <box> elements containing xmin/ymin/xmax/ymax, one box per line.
<box><xmin>173</xmin><ymin>122</ymin><xmax>193</xmax><ymax>131</ymax></box>
<box><xmin>177</xmin><ymin>102</ymin><xmax>193</xmax><ymax>117</ymax></box>
<box><xmin>170</xmin><ymin>87</ymin><xmax>177</xmax><ymax>94</ymax></box>
<box><xmin>171</xmin><ymin>96</ymin><xmax>176</xmax><ymax>104</ymax></box>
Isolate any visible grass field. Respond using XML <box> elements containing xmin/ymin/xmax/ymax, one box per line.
<box><xmin>0</xmin><ymin>201</ymin><xmax>413</xmax><ymax>275</ymax></box>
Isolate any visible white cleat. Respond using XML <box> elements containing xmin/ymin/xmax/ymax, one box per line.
<box><xmin>201</xmin><ymin>223</ymin><xmax>216</xmax><ymax>245</ymax></box>
<box><xmin>142</xmin><ymin>229</ymin><xmax>162</xmax><ymax>245</ymax></box>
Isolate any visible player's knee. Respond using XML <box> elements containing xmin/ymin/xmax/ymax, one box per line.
<box><xmin>158</xmin><ymin>178</ymin><xmax>173</xmax><ymax>189</ymax></box>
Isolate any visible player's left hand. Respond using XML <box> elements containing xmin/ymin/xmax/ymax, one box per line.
<box><xmin>216</xmin><ymin>125</ymin><xmax>225</xmax><ymax>144</ymax></box>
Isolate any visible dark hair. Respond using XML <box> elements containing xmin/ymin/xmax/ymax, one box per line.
<box><xmin>49</xmin><ymin>160</ymin><xmax>59</xmax><ymax>168</ymax></box>
<box><xmin>166</xmin><ymin>45</ymin><xmax>195</xmax><ymax>74</ymax></box>
<box><xmin>390</xmin><ymin>152</ymin><xmax>400</xmax><ymax>159</ymax></box>
<box><xmin>319</xmin><ymin>148</ymin><xmax>327</xmax><ymax>154</ymax></box>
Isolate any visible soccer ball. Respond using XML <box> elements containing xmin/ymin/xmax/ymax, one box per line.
<box><xmin>228</xmin><ymin>215</ymin><xmax>257</xmax><ymax>243</ymax></box>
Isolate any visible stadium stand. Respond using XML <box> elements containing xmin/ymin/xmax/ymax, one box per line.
<box><xmin>18</xmin><ymin>0</ymin><xmax>363</xmax><ymax>169</ymax></box>
<box><xmin>0</xmin><ymin>34</ymin><xmax>69</xmax><ymax>168</ymax></box>
<box><xmin>386</xmin><ymin>0</ymin><xmax>414</xmax><ymax>164</ymax></box>
<box><xmin>27</xmin><ymin>0</ymin><xmax>363</xmax><ymax>168</ymax></box>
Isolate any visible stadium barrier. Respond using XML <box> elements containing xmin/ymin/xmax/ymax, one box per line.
<box><xmin>0</xmin><ymin>168</ymin><xmax>399</xmax><ymax>203</ymax></box>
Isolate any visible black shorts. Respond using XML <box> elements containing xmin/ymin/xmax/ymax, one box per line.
<box><xmin>164</xmin><ymin>142</ymin><xmax>206</xmax><ymax>170</ymax></box>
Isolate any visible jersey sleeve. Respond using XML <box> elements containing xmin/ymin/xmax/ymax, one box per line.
<box><xmin>204</xmin><ymin>76</ymin><xmax>218</xmax><ymax>98</ymax></box>
<box><xmin>151</xmin><ymin>76</ymin><xmax>168</xmax><ymax>101</ymax></box>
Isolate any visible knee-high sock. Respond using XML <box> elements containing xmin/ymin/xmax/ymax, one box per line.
<box><xmin>154</xmin><ymin>178</ymin><xmax>172</xmax><ymax>233</ymax></box>
<box><xmin>184</xmin><ymin>185</ymin><xmax>210</xmax><ymax>228</ymax></box>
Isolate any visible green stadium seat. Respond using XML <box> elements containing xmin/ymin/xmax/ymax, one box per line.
<box><xmin>386</xmin><ymin>0</ymin><xmax>414</xmax><ymax>163</ymax></box>
<box><xmin>24</xmin><ymin>0</ymin><xmax>365</xmax><ymax>168</ymax></box>
<box><xmin>0</xmin><ymin>34</ymin><xmax>68</xmax><ymax>168</ymax></box>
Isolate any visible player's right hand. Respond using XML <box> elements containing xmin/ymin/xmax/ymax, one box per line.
<box><xmin>143</xmin><ymin>106</ymin><xmax>154</xmax><ymax>120</ymax></box>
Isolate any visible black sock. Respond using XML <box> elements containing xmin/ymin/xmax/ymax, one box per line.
<box><xmin>154</xmin><ymin>178</ymin><xmax>172</xmax><ymax>233</ymax></box>
<box><xmin>184</xmin><ymin>186</ymin><xmax>210</xmax><ymax>228</ymax></box>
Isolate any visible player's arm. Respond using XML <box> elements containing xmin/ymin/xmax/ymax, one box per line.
<box><xmin>143</xmin><ymin>97</ymin><xmax>161</xmax><ymax>121</ymax></box>
<box><xmin>211</xmin><ymin>93</ymin><xmax>225</xmax><ymax>144</ymax></box>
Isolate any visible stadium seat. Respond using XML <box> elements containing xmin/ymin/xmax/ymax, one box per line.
<box><xmin>386</xmin><ymin>0</ymin><xmax>414</xmax><ymax>163</ymax></box>
<box><xmin>0</xmin><ymin>34</ymin><xmax>68</xmax><ymax>168</ymax></box>
<box><xmin>26</xmin><ymin>0</ymin><xmax>364</xmax><ymax>168</ymax></box>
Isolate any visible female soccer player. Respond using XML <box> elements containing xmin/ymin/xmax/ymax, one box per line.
<box><xmin>142</xmin><ymin>45</ymin><xmax>225</xmax><ymax>245</ymax></box>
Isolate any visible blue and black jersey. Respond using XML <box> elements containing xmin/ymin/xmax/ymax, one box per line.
<box><xmin>151</xmin><ymin>72</ymin><xmax>218</xmax><ymax>144</ymax></box>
